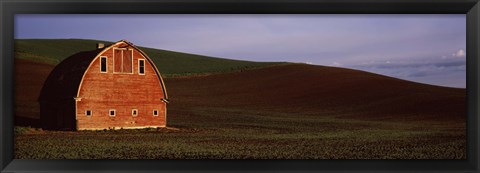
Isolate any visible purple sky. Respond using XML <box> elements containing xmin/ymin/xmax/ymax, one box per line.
<box><xmin>15</xmin><ymin>14</ymin><xmax>466</xmax><ymax>88</ymax></box>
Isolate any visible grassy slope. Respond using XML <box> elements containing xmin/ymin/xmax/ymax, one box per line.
<box><xmin>15</xmin><ymin>39</ymin><xmax>285</xmax><ymax>76</ymax></box>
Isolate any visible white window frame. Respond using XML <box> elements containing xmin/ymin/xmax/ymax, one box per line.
<box><xmin>153</xmin><ymin>109</ymin><xmax>159</xmax><ymax>116</ymax></box>
<box><xmin>100</xmin><ymin>56</ymin><xmax>108</xmax><ymax>73</ymax></box>
<box><xmin>85</xmin><ymin>110</ymin><xmax>92</xmax><ymax>117</ymax></box>
<box><xmin>112</xmin><ymin>48</ymin><xmax>134</xmax><ymax>74</ymax></box>
<box><xmin>109</xmin><ymin>109</ymin><xmax>116</xmax><ymax>117</ymax></box>
<box><xmin>138</xmin><ymin>59</ymin><xmax>145</xmax><ymax>75</ymax></box>
<box><xmin>132</xmin><ymin>109</ymin><xmax>138</xmax><ymax>117</ymax></box>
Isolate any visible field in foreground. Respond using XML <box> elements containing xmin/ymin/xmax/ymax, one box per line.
<box><xmin>15</xmin><ymin>116</ymin><xmax>465</xmax><ymax>159</ymax></box>
<box><xmin>14</xmin><ymin>59</ymin><xmax>466</xmax><ymax>159</ymax></box>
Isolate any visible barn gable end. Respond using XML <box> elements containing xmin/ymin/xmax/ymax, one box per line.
<box><xmin>39</xmin><ymin>40</ymin><xmax>168</xmax><ymax>130</ymax></box>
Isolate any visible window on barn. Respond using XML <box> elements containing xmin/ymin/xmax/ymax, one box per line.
<box><xmin>153</xmin><ymin>110</ymin><xmax>158</xmax><ymax>116</ymax></box>
<box><xmin>132</xmin><ymin>109</ymin><xmax>138</xmax><ymax>116</ymax></box>
<box><xmin>138</xmin><ymin>59</ymin><xmax>145</xmax><ymax>75</ymax></box>
<box><xmin>86</xmin><ymin>110</ymin><xmax>92</xmax><ymax>116</ymax></box>
<box><xmin>109</xmin><ymin>109</ymin><xmax>116</xmax><ymax>117</ymax></box>
<box><xmin>113</xmin><ymin>48</ymin><xmax>133</xmax><ymax>74</ymax></box>
<box><xmin>100</xmin><ymin>56</ymin><xmax>107</xmax><ymax>73</ymax></box>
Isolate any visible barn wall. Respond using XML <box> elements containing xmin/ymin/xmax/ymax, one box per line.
<box><xmin>76</xmin><ymin>42</ymin><xmax>167</xmax><ymax>130</ymax></box>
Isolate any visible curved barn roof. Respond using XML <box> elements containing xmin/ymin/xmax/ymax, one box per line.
<box><xmin>39</xmin><ymin>40</ymin><xmax>168</xmax><ymax>103</ymax></box>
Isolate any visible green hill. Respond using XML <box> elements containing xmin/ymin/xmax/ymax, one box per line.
<box><xmin>15</xmin><ymin>39</ymin><xmax>286</xmax><ymax>76</ymax></box>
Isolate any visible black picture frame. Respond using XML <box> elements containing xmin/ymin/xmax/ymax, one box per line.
<box><xmin>1</xmin><ymin>0</ymin><xmax>479</xmax><ymax>172</ymax></box>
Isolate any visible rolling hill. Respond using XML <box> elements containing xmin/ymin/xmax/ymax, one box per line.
<box><xmin>15</xmin><ymin>39</ymin><xmax>285</xmax><ymax>76</ymax></box>
<box><xmin>166</xmin><ymin>63</ymin><xmax>465</xmax><ymax>122</ymax></box>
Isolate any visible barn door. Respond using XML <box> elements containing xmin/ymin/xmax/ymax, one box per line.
<box><xmin>114</xmin><ymin>49</ymin><xmax>123</xmax><ymax>72</ymax></box>
<box><xmin>113</xmin><ymin>48</ymin><xmax>133</xmax><ymax>73</ymax></box>
<box><xmin>122</xmin><ymin>49</ymin><xmax>133</xmax><ymax>73</ymax></box>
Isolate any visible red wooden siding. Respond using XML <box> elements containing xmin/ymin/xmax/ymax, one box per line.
<box><xmin>76</xmin><ymin>42</ymin><xmax>166</xmax><ymax>130</ymax></box>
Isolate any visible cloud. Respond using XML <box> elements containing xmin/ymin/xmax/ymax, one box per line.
<box><xmin>330</xmin><ymin>62</ymin><xmax>343</xmax><ymax>67</ymax></box>
<box><xmin>351</xmin><ymin>59</ymin><xmax>465</xmax><ymax>69</ymax></box>
<box><xmin>452</xmin><ymin>49</ymin><xmax>466</xmax><ymax>58</ymax></box>
<box><xmin>347</xmin><ymin>58</ymin><xmax>466</xmax><ymax>88</ymax></box>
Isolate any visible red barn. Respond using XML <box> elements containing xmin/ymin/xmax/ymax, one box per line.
<box><xmin>39</xmin><ymin>40</ymin><xmax>169</xmax><ymax>130</ymax></box>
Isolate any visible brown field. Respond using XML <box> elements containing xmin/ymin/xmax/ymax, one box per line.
<box><xmin>14</xmin><ymin>59</ymin><xmax>466</xmax><ymax>159</ymax></box>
